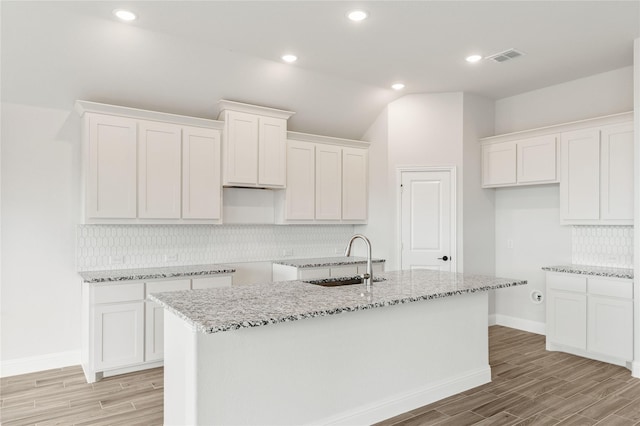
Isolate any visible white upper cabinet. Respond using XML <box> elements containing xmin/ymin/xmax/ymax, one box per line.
<box><xmin>85</xmin><ymin>113</ymin><xmax>137</xmax><ymax>219</ymax></box>
<box><xmin>258</xmin><ymin>116</ymin><xmax>287</xmax><ymax>187</ymax></box>
<box><xmin>219</xmin><ymin>100</ymin><xmax>294</xmax><ymax>189</ymax></box>
<box><xmin>285</xmin><ymin>140</ymin><xmax>316</xmax><ymax>220</ymax></box>
<box><xmin>182</xmin><ymin>126</ymin><xmax>221</xmax><ymax>220</ymax></box>
<box><xmin>77</xmin><ymin>101</ymin><xmax>224</xmax><ymax>224</ymax></box>
<box><xmin>342</xmin><ymin>147</ymin><xmax>368</xmax><ymax>221</ymax></box>
<box><xmin>481</xmin><ymin>134</ymin><xmax>558</xmax><ymax>188</ymax></box>
<box><xmin>223</xmin><ymin>111</ymin><xmax>259</xmax><ymax>185</ymax></box>
<box><xmin>138</xmin><ymin>120</ymin><xmax>182</xmax><ymax>219</ymax></box>
<box><xmin>482</xmin><ymin>141</ymin><xmax>516</xmax><ymax>187</ymax></box>
<box><xmin>315</xmin><ymin>144</ymin><xmax>342</xmax><ymax>220</ymax></box>
<box><xmin>560</xmin><ymin>128</ymin><xmax>601</xmax><ymax>222</ymax></box>
<box><xmin>560</xmin><ymin>121</ymin><xmax>633</xmax><ymax>225</ymax></box>
<box><xmin>516</xmin><ymin>135</ymin><xmax>558</xmax><ymax>184</ymax></box>
<box><xmin>600</xmin><ymin>123</ymin><xmax>634</xmax><ymax>221</ymax></box>
<box><xmin>276</xmin><ymin>133</ymin><xmax>369</xmax><ymax>224</ymax></box>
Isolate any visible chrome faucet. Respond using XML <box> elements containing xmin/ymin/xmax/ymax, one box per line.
<box><xmin>344</xmin><ymin>234</ymin><xmax>373</xmax><ymax>290</ymax></box>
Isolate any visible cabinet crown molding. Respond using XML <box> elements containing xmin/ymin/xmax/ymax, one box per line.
<box><xmin>287</xmin><ymin>131</ymin><xmax>369</xmax><ymax>148</ymax></box>
<box><xmin>218</xmin><ymin>99</ymin><xmax>295</xmax><ymax>120</ymax></box>
<box><xmin>75</xmin><ymin>100</ymin><xmax>224</xmax><ymax>130</ymax></box>
<box><xmin>481</xmin><ymin>111</ymin><xmax>633</xmax><ymax>145</ymax></box>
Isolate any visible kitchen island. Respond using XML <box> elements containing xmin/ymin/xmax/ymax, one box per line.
<box><xmin>150</xmin><ymin>269</ymin><xmax>526</xmax><ymax>425</ymax></box>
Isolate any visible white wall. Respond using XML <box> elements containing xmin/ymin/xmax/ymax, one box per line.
<box><xmin>462</xmin><ymin>94</ymin><xmax>495</xmax><ymax>276</ymax></box>
<box><xmin>387</xmin><ymin>93</ymin><xmax>464</xmax><ymax>270</ymax></box>
<box><xmin>495</xmin><ymin>66</ymin><xmax>634</xmax><ymax>134</ymax></box>
<box><xmin>361</xmin><ymin>92</ymin><xmax>495</xmax><ymax>274</ymax></box>
<box><xmin>493</xmin><ymin>66</ymin><xmax>634</xmax><ymax>332</ymax></box>
<box><xmin>632</xmin><ymin>37</ymin><xmax>640</xmax><ymax>378</ymax></box>
<box><xmin>1</xmin><ymin>102</ymin><xmax>82</xmax><ymax>366</ymax></box>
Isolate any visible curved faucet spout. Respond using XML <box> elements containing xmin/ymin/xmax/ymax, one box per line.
<box><xmin>344</xmin><ymin>234</ymin><xmax>373</xmax><ymax>290</ymax></box>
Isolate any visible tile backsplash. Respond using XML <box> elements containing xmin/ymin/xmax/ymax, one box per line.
<box><xmin>572</xmin><ymin>226</ymin><xmax>633</xmax><ymax>269</ymax></box>
<box><xmin>77</xmin><ymin>225</ymin><xmax>355</xmax><ymax>271</ymax></box>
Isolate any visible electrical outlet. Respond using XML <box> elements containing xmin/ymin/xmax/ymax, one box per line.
<box><xmin>335</xmin><ymin>247</ymin><xmax>343</xmax><ymax>255</ymax></box>
<box><xmin>109</xmin><ymin>255</ymin><xmax>124</xmax><ymax>265</ymax></box>
<box><xmin>282</xmin><ymin>249</ymin><xmax>293</xmax><ymax>257</ymax></box>
<box><xmin>506</xmin><ymin>239</ymin><xmax>514</xmax><ymax>249</ymax></box>
<box><xmin>164</xmin><ymin>254</ymin><xmax>178</xmax><ymax>262</ymax></box>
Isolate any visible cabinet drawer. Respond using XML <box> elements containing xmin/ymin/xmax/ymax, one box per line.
<box><xmin>547</xmin><ymin>274</ymin><xmax>586</xmax><ymax>293</ymax></box>
<box><xmin>588</xmin><ymin>278</ymin><xmax>633</xmax><ymax>299</ymax></box>
<box><xmin>298</xmin><ymin>268</ymin><xmax>331</xmax><ymax>280</ymax></box>
<box><xmin>192</xmin><ymin>275</ymin><xmax>233</xmax><ymax>289</ymax></box>
<box><xmin>330</xmin><ymin>265</ymin><xmax>358</xmax><ymax>277</ymax></box>
<box><xmin>93</xmin><ymin>283</ymin><xmax>145</xmax><ymax>304</ymax></box>
<box><xmin>145</xmin><ymin>279</ymin><xmax>190</xmax><ymax>297</ymax></box>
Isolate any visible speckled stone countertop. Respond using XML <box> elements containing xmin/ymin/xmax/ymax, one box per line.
<box><xmin>542</xmin><ymin>264</ymin><xmax>633</xmax><ymax>279</ymax></box>
<box><xmin>272</xmin><ymin>256</ymin><xmax>385</xmax><ymax>268</ymax></box>
<box><xmin>148</xmin><ymin>269</ymin><xmax>527</xmax><ymax>334</ymax></box>
<box><xmin>79</xmin><ymin>264</ymin><xmax>236</xmax><ymax>284</ymax></box>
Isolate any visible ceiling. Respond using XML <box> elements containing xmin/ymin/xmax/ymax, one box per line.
<box><xmin>2</xmin><ymin>1</ymin><xmax>639</xmax><ymax>140</ymax></box>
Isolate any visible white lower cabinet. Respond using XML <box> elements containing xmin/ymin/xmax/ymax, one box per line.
<box><xmin>546</xmin><ymin>272</ymin><xmax>634</xmax><ymax>366</ymax></box>
<box><xmin>94</xmin><ymin>302</ymin><xmax>145</xmax><ymax>370</ymax></box>
<box><xmin>82</xmin><ymin>274</ymin><xmax>233</xmax><ymax>383</ymax></box>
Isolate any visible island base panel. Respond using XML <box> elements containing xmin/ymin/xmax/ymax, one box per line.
<box><xmin>164</xmin><ymin>291</ymin><xmax>490</xmax><ymax>425</ymax></box>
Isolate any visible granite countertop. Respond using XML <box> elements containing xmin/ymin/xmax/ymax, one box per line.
<box><xmin>542</xmin><ymin>264</ymin><xmax>633</xmax><ymax>280</ymax></box>
<box><xmin>149</xmin><ymin>269</ymin><xmax>527</xmax><ymax>334</ymax></box>
<box><xmin>273</xmin><ymin>256</ymin><xmax>385</xmax><ymax>268</ymax></box>
<box><xmin>79</xmin><ymin>264</ymin><xmax>236</xmax><ymax>284</ymax></box>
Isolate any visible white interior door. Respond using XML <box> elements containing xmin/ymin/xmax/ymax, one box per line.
<box><xmin>400</xmin><ymin>169</ymin><xmax>455</xmax><ymax>271</ymax></box>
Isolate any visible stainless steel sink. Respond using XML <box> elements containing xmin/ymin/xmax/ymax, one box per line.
<box><xmin>303</xmin><ymin>276</ymin><xmax>386</xmax><ymax>287</ymax></box>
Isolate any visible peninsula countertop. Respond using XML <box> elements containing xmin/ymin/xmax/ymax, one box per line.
<box><xmin>272</xmin><ymin>256</ymin><xmax>385</xmax><ymax>268</ymax></box>
<box><xmin>149</xmin><ymin>269</ymin><xmax>527</xmax><ymax>334</ymax></box>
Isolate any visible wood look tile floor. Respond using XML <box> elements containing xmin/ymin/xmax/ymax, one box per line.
<box><xmin>1</xmin><ymin>326</ymin><xmax>639</xmax><ymax>425</ymax></box>
<box><xmin>377</xmin><ymin>326</ymin><xmax>640</xmax><ymax>426</ymax></box>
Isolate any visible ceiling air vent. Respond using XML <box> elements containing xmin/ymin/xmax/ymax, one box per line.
<box><xmin>486</xmin><ymin>48</ymin><xmax>525</xmax><ymax>63</ymax></box>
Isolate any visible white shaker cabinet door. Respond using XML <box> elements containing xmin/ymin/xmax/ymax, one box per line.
<box><xmin>560</xmin><ymin>129</ymin><xmax>601</xmax><ymax>223</ymax></box>
<box><xmin>138</xmin><ymin>120</ymin><xmax>182</xmax><ymax>219</ymax></box>
<box><xmin>315</xmin><ymin>144</ymin><xmax>342</xmax><ymax>220</ymax></box>
<box><xmin>258</xmin><ymin>116</ymin><xmax>287</xmax><ymax>187</ymax></box>
<box><xmin>342</xmin><ymin>147</ymin><xmax>368</xmax><ymax>221</ymax></box>
<box><xmin>182</xmin><ymin>126</ymin><xmax>221</xmax><ymax>220</ymax></box>
<box><xmin>223</xmin><ymin>111</ymin><xmax>259</xmax><ymax>185</ymax></box>
<box><xmin>93</xmin><ymin>302</ymin><xmax>144</xmax><ymax>370</ymax></box>
<box><xmin>86</xmin><ymin>113</ymin><xmax>137</xmax><ymax>219</ymax></box>
<box><xmin>600</xmin><ymin>123</ymin><xmax>634</xmax><ymax>222</ymax></box>
<box><xmin>547</xmin><ymin>290</ymin><xmax>587</xmax><ymax>350</ymax></box>
<box><xmin>481</xmin><ymin>141</ymin><xmax>516</xmax><ymax>187</ymax></box>
<box><xmin>587</xmin><ymin>295</ymin><xmax>633</xmax><ymax>361</ymax></box>
<box><xmin>516</xmin><ymin>135</ymin><xmax>558</xmax><ymax>184</ymax></box>
<box><xmin>285</xmin><ymin>140</ymin><xmax>316</xmax><ymax>220</ymax></box>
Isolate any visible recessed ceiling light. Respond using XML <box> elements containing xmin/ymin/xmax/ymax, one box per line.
<box><xmin>466</xmin><ymin>54</ymin><xmax>483</xmax><ymax>63</ymax></box>
<box><xmin>391</xmin><ymin>83</ymin><xmax>405</xmax><ymax>90</ymax></box>
<box><xmin>347</xmin><ymin>10</ymin><xmax>368</xmax><ymax>22</ymax></box>
<box><xmin>113</xmin><ymin>9</ymin><xmax>137</xmax><ymax>21</ymax></box>
<box><xmin>281</xmin><ymin>54</ymin><xmax>298</xmax><ymax>63</ymax></box>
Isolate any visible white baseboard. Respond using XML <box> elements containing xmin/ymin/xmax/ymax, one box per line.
<box><xmin>489</xmin><ymin>314</ymin><xmax>546</xmax><ymax>335</ymax></box>
<box><xmin>632</xmin><ymin>361</ymin><xmax>640</xmax><ymax>379</ymax></box>
<box><xmin>1</xmin><ymin>351</ymin><xmax>81</xmax><ymax>378</ymax></box>
<box><xmin>316</xmin><ymin>366</ymin><xmax>491</xmax><ymax>425</ymax></box>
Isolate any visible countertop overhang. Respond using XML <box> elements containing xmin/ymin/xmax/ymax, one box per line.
<box><xmin>149</xmin><ymin>269</ymin><xmax>527</xmax><ymax>334</ymax></box>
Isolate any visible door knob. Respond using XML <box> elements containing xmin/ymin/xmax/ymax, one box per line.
<box><xmin>437</xmin><ymin>256</ymin><xmax>449</xmax><ymax>261</ymax></box>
